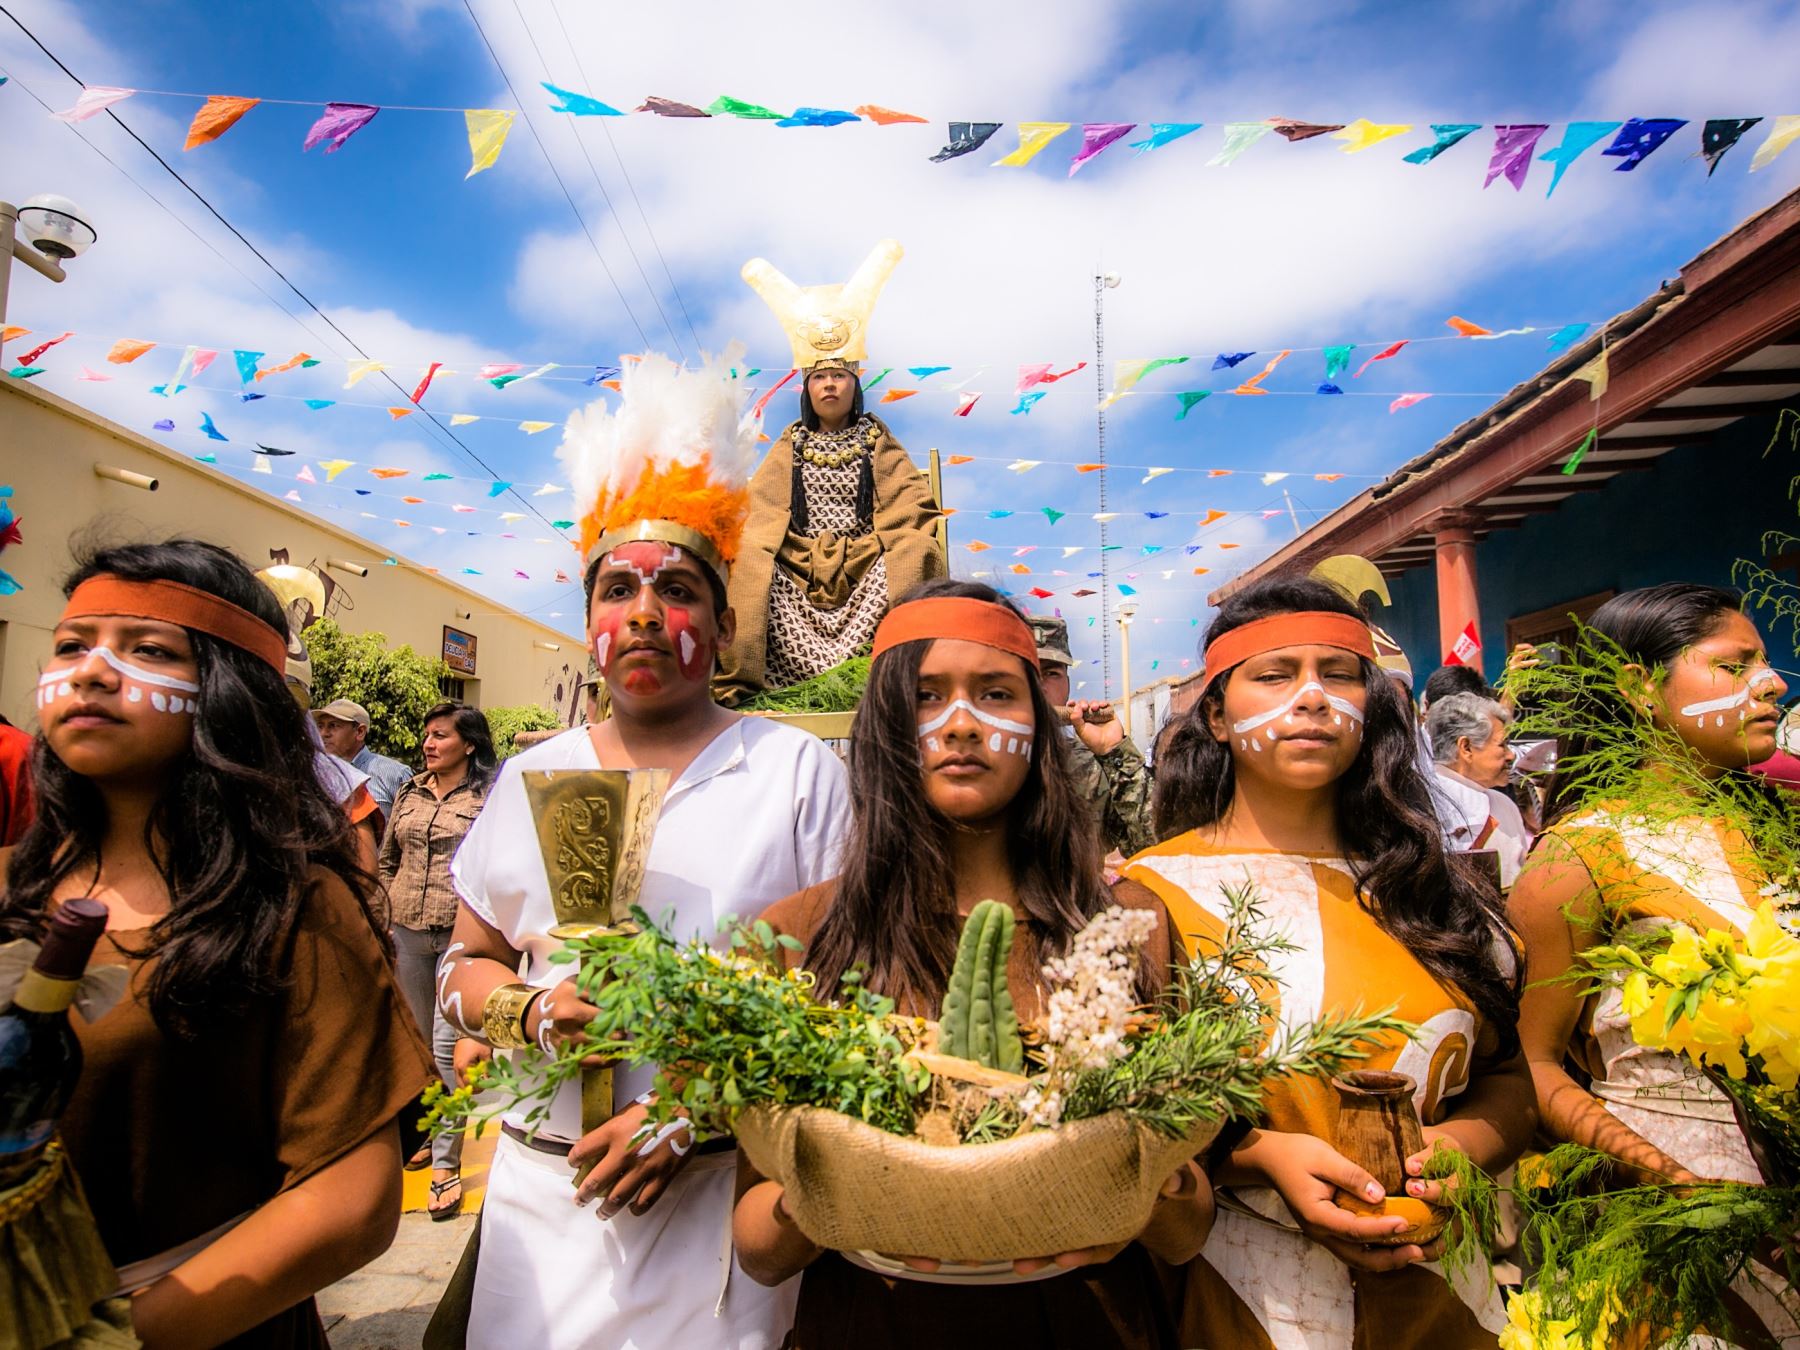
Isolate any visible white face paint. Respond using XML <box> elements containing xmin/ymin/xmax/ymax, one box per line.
<box><xmin>592</xmin><ymin>631</ymin><xmax>612</xmax><ymax>670</ymax></box>
<box><xmin>1230</xmin><ymin>680</ymin><xmax>1364</xmax><ymax>753</ymax></box>
<box><xmin>36</xmin><ymin>646</ymin><xmax>200</xmax><ymax>716</ymax></box>
<box><xmin>1678</xmin><ymin>665</ymin><xmax>1779</xmax><ymax>729</ymax></box>
<box><xmin>605</xmin><ymin>545</ymin><xmax>683</xmax><ymax>587</ymax></box>
<box><xmin>917</xmin><ymin>698</ymin><xmax>1035</xmax><ymax>760</ymax></box>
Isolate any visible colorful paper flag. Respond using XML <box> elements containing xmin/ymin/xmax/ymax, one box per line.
<box><xmin>993</xmin><ymin>121</ymin><xmax>1071</xmax><ymax>167</ymax></box>
<box><xmin>1208</xmin><ymin>122</ymin><xmax>1273</xmax><ymax>166</ymax></box>
<box><xmin>185</xmin><ymin>95</ymin><xmax>260</xmax><ymax>150</ymax></box>
<box><xmin>1143</xmin><ymin>467</ymin><xmax>1175</xmax><ymax>483</ymax></box>
<box><xmin>296</xmin><ymin>464</ymin><xmax>318</xmax><ymax>484</ymax></box>
<box><xmin>1485</xmin><ymin>124</ymin><xmax>1549</xmax><ymax>190</ymax></box>
<box><xmin>1389</xmin><ymin>393</ymin><xmax>1431</xmax><ymax>412</ymax></box>
<box><xmin>409</xmin><ymin>362</ymin><xmax>443</xmax><ymax>404</ymax></box>
<box><xmin>1175</xmin><ymin>391</ymin><xmax>1210</xmax><ymax>420</ymax></box>
<box><xmin>519</xmin><ymin>420</ymin><xmax>554</xmax><ymax>433</ymax></box>
<box><xmin>77</xmin><ymin>365</ymin><xmax>111</xmax><ymax>381</ymax></box>
<box><xmin>51</xmin><ymin>86</ymin><xmax>135</xmax><ymax>122</ymax></box>
<box><xmin>930</xmin><ymin>122</ymin><xmax>1002</xmax><ymax>162</ymax></box>
<box><xmin>1403</xmin><ymin>123</ymin><xmax>1480</xmax><ymax>164</ymax></box>
<box><xmin>1560</xmin><ymin>427</ymin><xmax>1598</xmax><ymax>476</ymax></box>
<box><xmin>879</xmin><ymin>388</ymin><xmax>917</xmax><ymax>403</ymax></box>
<box><xmin>199</xmin><ymin>412</ymin><xmax>227</xmax><ymax>441</ymax></box>
<box><xmin>1322</xmin><ymin>344</ymin><xmax>1355</xmax><ymax>380</ymax></box>
<box><xmin>1212</xmin><ymin>352</ymin><xmax>1253</xmax><ymax>369</ymax></box>
<box><xmin>749</xmin><ymin>368</ymin><xmax>797</xmax><ymax>419</ymax></box>
<box><xmin>1573</xmin><ymin>349</ymin><xmax>1608</xmax><ymax>400</ymax></box>
<box><xmin>464</xmin><ymin>109</ymin><xmax>516</xmax><ymax>178</ymax></box>
<box><xmin>1601</xmin><ymin>118</ymin><xmax>1687</xmax><ymax>171</ymax></box>
<box><xmin>106</xmin><ymin>339</ymin><xmax>156</xmax><ymax>364</ymax></box>
<box><xmin>1128</xmin><ymin>122</ymin><xmax>1202</xmax><ymax>154</ymax></box>
<box><xmin>344</xmin><ymin>361</ymin><xmax>387</xmax><ymax>388</ymax></box>
<box><xmin>302</xmin><ymin>102</ymin><xmax>379</xmax><ymax>154</ymax></box>
<box><xmin>256</xmin><ymin>351</ymin><xmax>316</xmax><ymax>381</ymax></box>
<box><xmin>15</xmin><ymin>332</ymin><xmax>72</xmax><ymax>366</ymax></box>
<box><xmin>543</xmin><ymin>82</ymin><xmax>622</xmax><ymax>116</ymax></box>
<box><xmin>1538</xmin><ymin>121</ymin><xmax>1621</xmax><ymax>196</ymax></box>
<box><xmin>1546</xmin><ymin>323</ymin><xmax>1588</xmax><ymax>353</ymax></box>
<box><xmin>1699</xmin><ymin>118</ymin><xmax>1762</xmax><ymax>175</ymax></box>
<box><xmin>488</xmin><ymin>481</ymin><xmax>512</xmax><ymax>498</ymax></box>
<box><xmin>1069</xmin><ymin>123</ymin><xmax>1135</xmax><ymax>175</ymax></box>
<box><xmin>1010</xmin><ymin>392</ymin><xmax>1046</xmax><ymax>415</ymax></box>
<box><xmin>1268</xmin><ymin>120</ymin><xmax>1344</xmax><ymax>142</ymax></box>
<box><xmin>946</xmin><ymin>455</ymin><xmax>974</xmax><ymax>466</ymax></box>
<box><xmin>1353</xmin><ymin>341</ymin><xmax>1407</xmax><ymax>377</ymax></box>
<box><xmin>1445</xmin><ymin>621</ymin><xmax>1482</xmax><ymax>667</ymax></box>
<box><xmin>1332</xmin><ymin>119</ymin><xmax>1412</xmax><ymax>153</ymax></box>
<box><xmin>387</xmin><ymin>407</ymin><xmax>414</xmax><ymax>420</ymax></box>
<box><xmin>777</xmin><ymin>108</ymin><xmax>860</xmax><ymax>128</ymax></box>
<box><xmin>1446</xmin><ymin>316</ymin><xmax>1491</xmax><ymax>337</ymax></box>
<box><xmin>705</xmin><ymin>94</ymin><xmax>784</xmax><ymax>120</ymax></box>
<box><xmin>303</xmin><ymin>399</ymin><xmax>335</xmax><ymax>411</ymax></box>
<box><xmin>953</xmin><ymin>392</ymin><xmax>981</xmax><ymax>417</ymax></box>
<box><xmin>1234</xmin><ymin>350</ymin><xmax>1290</xmax><ymax>395</ymax></box>
<box><xmin>855</xmin><ymin>105</ymin><xmax>927</xmax><ymax>125</ymax></box>
<box><xmin>232</xmin><ymin>350</ymin><xmax>263</xmax><ymax>385</ymax></box>
<box><xmin>637</xmin><ymin>97</ymin><xmax>710</xmax><ymax>118</ymax></box>
<box><xmin>1751</xmin><ymin>115</ymin><xmax>1800</xmax><ymax>171</ymax></box>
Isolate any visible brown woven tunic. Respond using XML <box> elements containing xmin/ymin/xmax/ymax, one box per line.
<box><xmin>753</xmin><ymin>880</ymin><xmax>1183</xmax><ymax>1350</ymax></box>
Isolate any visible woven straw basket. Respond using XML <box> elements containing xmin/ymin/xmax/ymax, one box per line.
<box><xmin>735</xmin><ymin>1105</ymin><xmax>1220</xmax><ymax>1263</ymax></box>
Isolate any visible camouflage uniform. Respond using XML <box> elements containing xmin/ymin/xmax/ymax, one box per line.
<box><xmin>1029</xmin><ymin>617</ymin><xmax>1156</xmax><ymax>859</ymax></box>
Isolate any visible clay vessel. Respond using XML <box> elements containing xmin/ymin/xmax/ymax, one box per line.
<box><xmin>1330</xmin><ymin>1069</ymin><xmax>1448</xmax><ymax>1246</ymax></box>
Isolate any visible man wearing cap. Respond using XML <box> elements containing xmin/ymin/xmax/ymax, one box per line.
<box><xmin>1029</xmin><ymin>616</ymin><xmax>1154</xmax><ymax>859</ymax></box>
<box><xmin>315</xmin><ymin>698</ymin><xmax>413</xmax><ymax>819</ymax></box>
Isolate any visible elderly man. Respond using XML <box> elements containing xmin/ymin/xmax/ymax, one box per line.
<box><xmin>314</xmin><ymin>697</ymin><xmax>413</xmax><ymax>819</ymax></box>
<box><xmin>1028</xmin><ymin>616</ymin><xmax>1153</xmax><ymax>859</ymax></box>
<box><xmin>1425</xmin><ymin>691</ymin><xmax>1530</xmax><ymax>887</ymax></box>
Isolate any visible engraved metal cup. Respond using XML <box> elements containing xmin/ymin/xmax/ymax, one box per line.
<box><xmin>521</xmin><ymin>768</ymin><xmax>670</xmax><ymax>1179</ymax></box>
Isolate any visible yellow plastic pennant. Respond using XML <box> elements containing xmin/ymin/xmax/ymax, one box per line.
<box><xmin>1750</xmin><ymin>115</ymin><xmax>1800</xmax><ymax>171</ymax></box>
<box><xmin>319</xmin><ymin>459</ymin><xmax>354</xmax><ymax>482</ymax></box>
<box><xmin>345</xmin><ymin>361</ymin><xmax>387</xmax><ymax>388</ymax></box>
<box><xmin>449</xmin><ymin>413</ymin><xmax>480</xmax><ymax>426</ymax></box>
<box><xmin>993</xmin><ymin>122</ymin><xmax>1072</xmax><ymax>167</ymax></box>
<box><xmin>519</xmin><ymin>420</ymin><xmax>554</xmax><ymax>433</ymax></box>
<box><xmin>465</xmin><ymin>109</ymin><xmax>517</xmax><ymax>179</ymax></box>
<box><xmin>1332</xmin><ymin>119</ymin><xmax>1413</xmax><ymax>153</ymax></box>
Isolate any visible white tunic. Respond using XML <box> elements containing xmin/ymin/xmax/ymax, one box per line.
<box><xmin>451</xmin><ymin>718</ymin><xmax>851</xmax><ymax>1350</ymax></box>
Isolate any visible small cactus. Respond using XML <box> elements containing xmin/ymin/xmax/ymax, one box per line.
<box><xmin>939</xmin><ymin>900</ymin><xmax>1024</xmax><ymax>1073</ymax></box>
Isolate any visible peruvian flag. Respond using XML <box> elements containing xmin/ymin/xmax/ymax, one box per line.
<box><xmin>1445</xmin><ymin>622</ymin><xmax>1482</xmax><ymax>667</ymax></box>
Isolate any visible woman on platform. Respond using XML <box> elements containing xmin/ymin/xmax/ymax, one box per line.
<box><xmin>1510</xmin><ymin>583</ymin><xmax>1796</xmax><ymax>1342</ymax></box>
<box><xmin>379</xmin><ymin>699</ymin><xmax>496</xmax><ymax>1219</ymax></box>
<box><xmin>1123</xmin><ymin>573</ymin><xmax>1532</xmax><ymax>1349</ymax></box>
<box><xmin>0</xmin><ymin>539</ymin><xmax>432</xmax><ymax>1349</ymax></box>
<box><xmin>734</xmin><ymin>578</ymin><xmax>1214</xmax><ymax>1350</ymax></box>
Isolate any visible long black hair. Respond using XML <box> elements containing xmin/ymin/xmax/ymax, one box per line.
<box><xmin>803</xmin><ymin>578</ymin><xmax>1129</xmax><ymax>1012</ymax></box>
<box><xmin>0</xmin><ymin>539</ymin><xmax>382</xmax><ymax>1035</ymax></box>
<box><xmin>1154</xmin><ymin>573</ymin><xmax>1521</xmax><ymax>1056</ymax></box>
<box><xmin>422</xmin><ymin>699</ymin><xmax>498</xmax><ymax>794</ymax></box>
<box><xmin>1542</xmin><ymin>582</ymin><xmax>1748</xmax><ymax>822</ymax></box>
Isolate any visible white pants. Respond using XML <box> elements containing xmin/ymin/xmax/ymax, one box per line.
<box><xmin>467</xmin><ymin>1133</ymin><xmax>797</xmax><ymax>1350</ymax></box>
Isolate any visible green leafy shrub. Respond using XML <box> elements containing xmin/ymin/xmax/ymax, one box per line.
<box><xmin>484</xmin><ymin>703</ymin><xmax>564</xmax><ymax>758</ymax></box>
<box><xmin>301</xmin><ymin>618</ymin><xmax>447</xmax><ymax>762</ymax></box>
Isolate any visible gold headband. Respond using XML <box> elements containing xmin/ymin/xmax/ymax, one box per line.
<box><xmin>586</xmin><ymin>519</ymin><xmax>729</xmax><ymax>589</ymax></box>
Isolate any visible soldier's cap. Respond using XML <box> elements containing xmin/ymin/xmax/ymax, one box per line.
<box><xmin>1028</xmin><ymin>616</ymin><xmax>1075</xmax><ymax>668</ymax></box>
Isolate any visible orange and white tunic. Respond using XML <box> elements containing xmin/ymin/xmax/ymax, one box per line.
<box><xmin>1122</xmin><ymin>834</ymin><xmax>1509</xmax><ymax>1350</ymax></box>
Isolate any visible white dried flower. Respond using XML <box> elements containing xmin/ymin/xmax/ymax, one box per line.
<box><xmin>1024</xmin><ymin>905</ymin><xmax>1155</xmax><ymax>1127</ymax></box>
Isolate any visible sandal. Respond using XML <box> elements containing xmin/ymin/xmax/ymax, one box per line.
<box><xmin>405</xmin><ymin>1143</ymin><xmax>433</xmax><ymax>1172</ymax></box>
<box><xmin>428</xmin><ymin>1173</ymin><xmax>464</xmax><ymax>1222</ymax></box>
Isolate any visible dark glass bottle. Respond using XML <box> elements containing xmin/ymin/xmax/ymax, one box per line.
<box><xmin>0</xmin><ymin>898</ymin><xmax>109</xmax><ymax>1186</ymax></box>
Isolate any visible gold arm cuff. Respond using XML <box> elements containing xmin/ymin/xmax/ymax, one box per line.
<box><xmin>586</xmin><ymin>520</ymin><xmax>729</xmax><ymax>590</ymax></box>
<box><xmin>482</xmin><ymin>983</ymin><xmax>539</xmax><ymax>1050</ymax></box>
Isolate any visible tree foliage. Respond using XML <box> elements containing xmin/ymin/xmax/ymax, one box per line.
<box><xmin>484</xmin><ymin>703</ymin><xmax>563</xmax><ymax>758</ymax></box>
<box><xmin>301</xmin><ymin>619</ymin><xmax>447</xmax><ymax>762</ymax></box>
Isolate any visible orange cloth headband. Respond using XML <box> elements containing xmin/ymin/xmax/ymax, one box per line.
<box><xmin>871</xmin><ymin>597</ymin><xmax>1041</xmax><ymax>671</ymax></box>
<box><xmin>1201</xmin><ymin>612</ymin><xmax>1378</xmax><ymax>691</ymax></box>
<box><xmin>61</xmin><ymin>577</ymin><xmax>290</xmax><ymax>676</ymax></box>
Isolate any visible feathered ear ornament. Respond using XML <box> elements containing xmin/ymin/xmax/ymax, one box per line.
<box><xmin>556</xmin><ymin>344</ymin><xmax>760</xmax><ymax>586</ymax></box>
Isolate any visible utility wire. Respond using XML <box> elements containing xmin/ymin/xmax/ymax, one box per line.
<box><xmin>510</xmin><ymin>0</ymin><xmax>694</xmax><ymax>360</ymax></box>
<box><xmin>461</xmin><ymin>0</ymin><xmax>658</xmax><ymax>354</ymax></box>
<box><xmin>0</xmin><ymin>3</ymin><xmax>571</xmax><ymax>542</ymax></box>
<box><xmin>547</xmin><ymin>0</ymin><xmax>703</xmax><ymax>356</ymax></box>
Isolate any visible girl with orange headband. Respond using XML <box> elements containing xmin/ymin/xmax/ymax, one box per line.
<box><xmin>0</xmin><ymin>539</ymin><xmax>432</xmax><ymax>1348</ymax></box>
<box><xmin>1124</xmin><ymin>573</ymin><xmax>1530</xmax><ymax>1349</ymax></box>
<box><xmin>733</xmin><ymin>578</ymin><xmax>1214</xmax><ymax>1349</ymax></box>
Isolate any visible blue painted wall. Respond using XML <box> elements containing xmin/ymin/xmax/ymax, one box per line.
<box><xmin>1375</xmin><ymin>410</ymin><xmax>1800</xmax><ymax>688</ymax></box>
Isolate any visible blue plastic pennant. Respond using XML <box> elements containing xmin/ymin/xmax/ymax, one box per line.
<box><xmin>1126</xmin><ymin>122</ymin><xmax>1202</xmax><ymax>155</ymax></box>
<box><xmin>1402</xmin><ymin>123</ymin><xmax>1480</xmax><ymax>165</ymax></box>
<box><xmin>198</xmin><ymin>412</ymin><xmax>227</xmax><ymax>441</ymax></box>
<box><xmin>1537</xmin><ymin>121</ymin><xmax>1621</xmax><ymax>196</ymax></box>
<box><xmin>541</xmin><ymin>82</ymin><xmax>623</xmax><ymax>117</ymax></box>
<box><xmin>776</xmin><ymin>107</ymin><xmax>860</xmax><ymax>128</ymax></box>
<box><xmin>303</xmin><ymin>399</ymin><xmax>335</xmax><ymax>410</ymax></box>
<box><xmin>152</xmin><ymin>418</ymin><xmax>174</xmax><ymax>432</ymax></box>
<box><xmin>1010</xmin><ymin>392</ymin><xmax>1046</xmax><ymax>415</ymax></box>
<box><xmin>1211</xmin><ymin>352</ymin><xmax>1253</xmax><ymax>369</ymax></box>
<box><xmin>1546</xmin><ymin>323</ymin><xmax>1589</xmax><ymax>353</ymax></box>
<box><xmin>233</xmin><ymin>350</ymin><xmax>263</xmax><ymax>385</ymax></box>
<box><xmin>1317</xmin><ymin>382</ymin><xmax>1344</xmax><ymax>395</ymax></box>
<box><xmin>238</xmin><ymin>391</ymin><xmax>265</xmax><ymax>402</ymax></box>
<box><xmin>908</xmin><ymin>366</ymin><xmax>950</xmax><ymax>379</ymax></box>
<box><xmin>487</xmin><ymin>481</ymin><xmax>512</xmax><ymax>498</ymax></box>
<box><xmin>1601</xmin><ymin>118</ymin><xmax>1687</xmax><ymax>171</ymax></box>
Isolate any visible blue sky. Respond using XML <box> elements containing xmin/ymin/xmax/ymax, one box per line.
<box><xmin>3</xmin><ymin>0</ymin><xmax>1798</xmax><ymax>696</ymax></box>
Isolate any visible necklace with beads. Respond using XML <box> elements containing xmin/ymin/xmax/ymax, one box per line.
<box><xmin>795</xmin><ymin>420</ymin><xmax>876</xmax><ymax>469</ymax></box>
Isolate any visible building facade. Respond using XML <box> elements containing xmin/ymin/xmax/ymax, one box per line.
<box><xmin>0</xmin><ymin>380</ymin><xmax>588</xmax><ymax>731</ymax></box>
<box><xmin>1213</xmin><ymin>187</ymin><xmax>1800</xmax><ymax>687</ymax></box>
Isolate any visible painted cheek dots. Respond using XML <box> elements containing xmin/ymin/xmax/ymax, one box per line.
<box><xmin>1230</xmin><ymin>680</ymin><xmax>1364</xmax><ymax>752</ymax></box>
<box><xmin>917</xmin><ymin>699</ymin><xmax>1036</xmax><ymax>760</ymax></box>
<box><xmin>36</xmin><ymin>647</ymin><xmax>200</xmax><ymax>716</ymax></box>
<box><xmin>1678</xmin><ymin>665</ymin><xmax>1780</xmax><ymax>730</ymax></box>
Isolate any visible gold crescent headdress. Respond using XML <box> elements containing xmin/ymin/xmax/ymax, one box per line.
<box><xmin>741</xmin><ymin>239</ymin><xmax>904</xmax><ymax>372</ymax></box>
